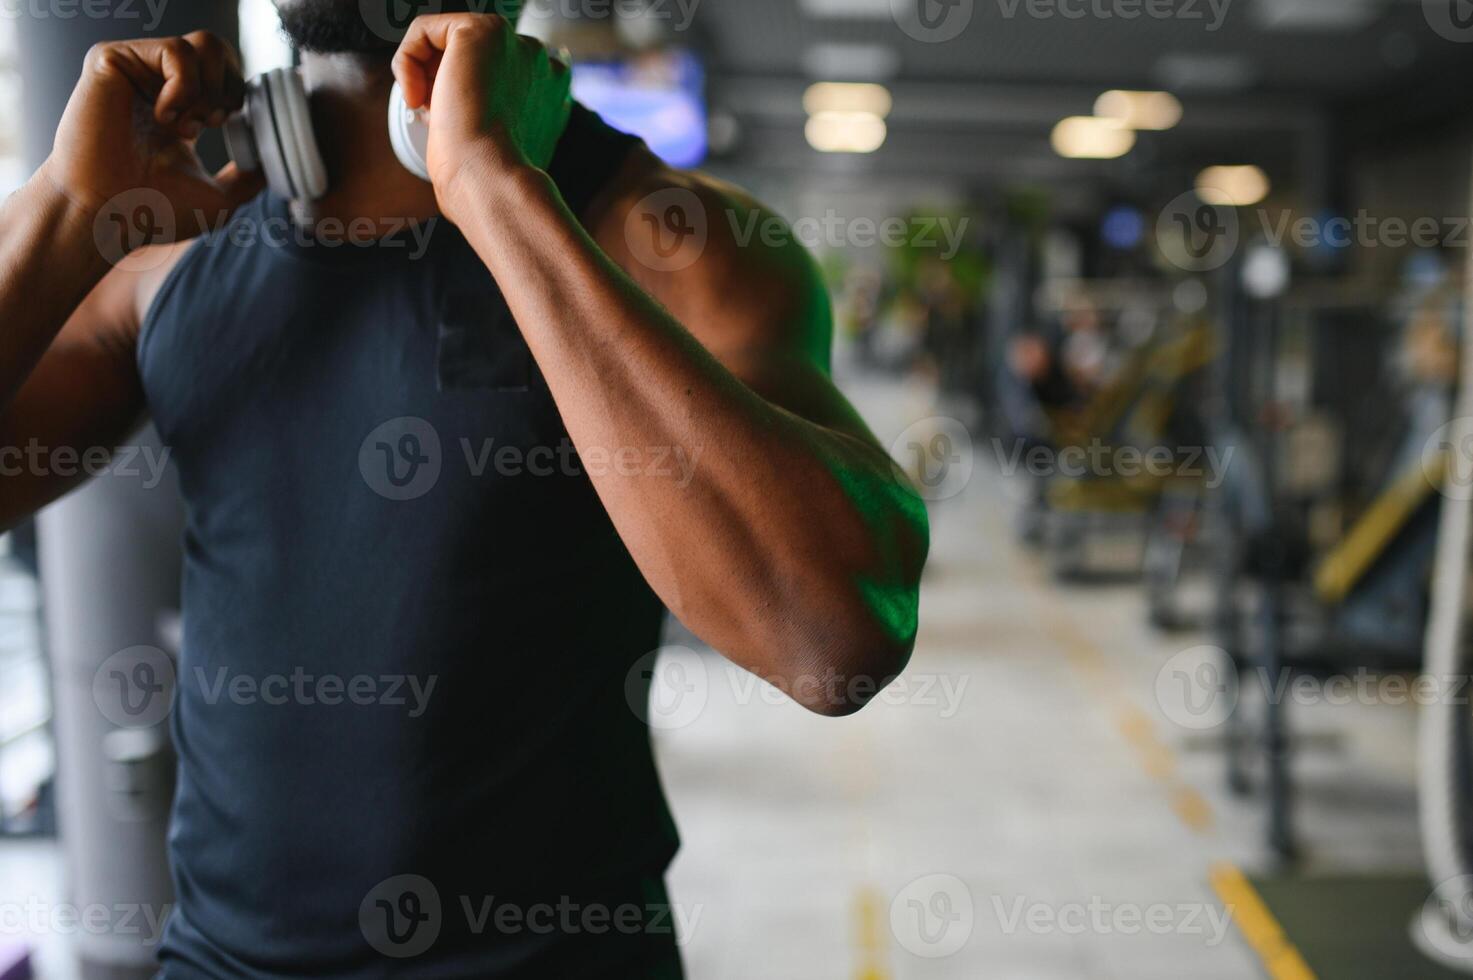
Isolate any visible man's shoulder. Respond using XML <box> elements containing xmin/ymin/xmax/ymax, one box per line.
<box><xmin>47</xmin><ymin>237</ymin><xmax>199</xmax><ymax>366</ymax></box>
<box><xmin>126</xmin><ymin>240</ymin><xmax>199</xmax><ymax>328</ymax></box>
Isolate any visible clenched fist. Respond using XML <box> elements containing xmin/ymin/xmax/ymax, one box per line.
<box><xmin>390</xmin><ymin>14</ymin><xmax>572</xmax><ymax>223</ymax></box>
<box><xmin>42</xmin><ymin>31</ymin><xmax>262</xmax><ymax>245</ymax></box>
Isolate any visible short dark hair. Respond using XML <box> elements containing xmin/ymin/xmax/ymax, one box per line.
<box><xmin>277</xmin><ymin>1</ymin><xmax>523</xmax><ymax>55</ymax></box>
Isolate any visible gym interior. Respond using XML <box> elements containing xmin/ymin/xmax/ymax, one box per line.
<box><xmin>5</xmin><ymin>0</ymin><xmax>1473</xmax><ymax>978</ymax></box>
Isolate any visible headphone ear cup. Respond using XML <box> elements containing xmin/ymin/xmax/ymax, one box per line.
<box><xmin>275</xmin><ymin>69</ymin><xmax>329</xmax><ymax>200</ymax></box>
<box><xmin>225</xmin><ymin>69</ymin><xmax>330</xmax><ymax>202</ymax></box>
<box><xmin>387</xmin><ymin>80</ymin><xmax>431</xmax><ymax>182</ymax></box>
<box><xmin>223</xmin><ymin>106</ymin><xmax>259</xmax><ymax>174</ymax></box>
<box><xmin>252</xmin><ymin>72</ymin><xmax>296</xmax><ymax>201</ymax></box>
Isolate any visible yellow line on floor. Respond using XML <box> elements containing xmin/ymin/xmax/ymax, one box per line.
<box><xmin>1172</xmin><ymin>787</ymin><xmax>1214</xmax><ymax>832</ymax></box>
<box><xmin>1047</xmin><ymin>618</ymin><xmax>1210</xmax><ymax>835</ymax></box>
<box><xmin>1116</xmin><ymin>704</ymin><xmax>1156</xmax><ymax>744</ymax></box>
<box><xmin>1136</xmin><ymin>742</ymin><xmax>1172</xmax><ymax>777</ymax></box>
<box><xmin>1209</xmin><ymin>863</ymin><xmax>1317</xmax><ymax>980</ymax></box>
<box><xmin>853</xmin><ymin>886</ymin><xmax>892</xmax><ymax>980</ymax></box>
<box><xmin>838</xmin><ymin>722</ymin><xmax>891</xmax><ymax>980</ymax></box>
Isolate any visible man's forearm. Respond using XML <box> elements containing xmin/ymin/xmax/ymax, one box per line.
<box><xmin>0</xmin><ymin>171</ymin><xmax>111</xmax><ymax>406</ymax></box>
<box><xmin>451</xmin><ymin>166</ymin><xmax>925</xmax><ymax>711</ymax></box>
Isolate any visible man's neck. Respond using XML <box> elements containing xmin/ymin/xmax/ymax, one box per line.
<box><xmin>290</xmin><ymin>52</ymin><xmax>442</xmax><ymax>232</ymax></box>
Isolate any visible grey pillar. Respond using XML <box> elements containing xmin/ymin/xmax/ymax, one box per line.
<box><xmin>17</xmin><ymin>4</ymin><xmax>239</xmax><ymax>978</ymax></box>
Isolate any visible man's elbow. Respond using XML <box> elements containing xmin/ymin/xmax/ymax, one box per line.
<box><xmin>799</xmin><ymin>514</ymin><xmax>928</xmax><ymax>716</ymax></box>
<box><xmin>787</xmin><ymin>609</ymin><xmax>918</xmax><ymax>718</ymax></box>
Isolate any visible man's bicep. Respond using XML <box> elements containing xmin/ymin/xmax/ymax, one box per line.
<box><xmin>605</xmin><ymin>169</ymin><xmax>879</xmax><ymax>445</ymax></box>
<box><xmin>680</xmin><ymin>200</ymin><xmax>882</xmax><ymax>447</ymax></box>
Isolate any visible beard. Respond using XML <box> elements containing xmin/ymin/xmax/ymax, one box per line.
<box><xmin>275</xmin><ymin>1</ymin><xmax>520</xmax><ymax>54</ymax></box>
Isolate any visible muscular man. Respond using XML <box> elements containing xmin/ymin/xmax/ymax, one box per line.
<box><xmin>1</xmin><ymin>4</ymin><xmax>927</xmax><ymax>975</ymax></box>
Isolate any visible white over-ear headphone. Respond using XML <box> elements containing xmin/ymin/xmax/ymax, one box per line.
<box><xmin>224</xmin><ymin>68</ymin><xmax>431</xmax><ymax>201</ymax></box>
<box><xmin>386</xmin><ymin>80</ymin><xmax>431</xmax><ymax>183</ymax></box>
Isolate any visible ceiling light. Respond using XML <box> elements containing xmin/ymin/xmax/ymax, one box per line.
<box><xmin>1050</xmin><ymin>117</ymin><xmax>1136</xmax><ymax>159</ymax></box>
<box><xmin>1196</xmin><ymin>165</ymin><xmax>1271</xmax><ymax>206</ymax></box>
<box><xmin>1094</xmin><ymin>90</ymin><xmax>1182</xmax><ymax>131</ymax></box>
<box><xmin>804</xmin><ymin>82</ymin><xmax>893</xmax><ymax>118</ymax></box>
<box><xmin>806</xmin><ymin>111</ymin><xmax>887</xmax><ymax>154</ymax></box>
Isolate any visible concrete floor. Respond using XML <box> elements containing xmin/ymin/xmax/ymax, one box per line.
<box><xmin>0</xmin><ymin>369</ymin><xmax>1432</xmax><ymax>978</ymax></box>
<box><xmin>657</xmin><ymin>371</ymin><xmax>1428</xmax><ymax>979</ymax></box>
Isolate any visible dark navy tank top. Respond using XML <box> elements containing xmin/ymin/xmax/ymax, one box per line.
<box><xmin>139</xmin><ymin>106</ymin><xmax>679</xmax><ymax>977</ymax></box>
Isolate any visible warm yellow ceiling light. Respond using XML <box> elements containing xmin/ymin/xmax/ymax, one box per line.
<box><xmin>1094</xmin><ymin>90</ymin><xmax>1182</xmax><ymax>131</ymax></box>
<box><xmin>1196</xmin><ymin>165</ymin><xmax>1271</xmax><ymax>206</ymax></box>
<box><xmin>803</xmin><ymin>81</ymin><xmax>894</xmax><ymax>118</ymax></box>
<box><xmin>1050</xmin><ymin>116</ymin><xmax>1136</xmax><ymax>159</ymax></box>
<box><xmin>806</xmin><ymin>111</ymin><xmax>888</xmax><ymax>153</ymax></box>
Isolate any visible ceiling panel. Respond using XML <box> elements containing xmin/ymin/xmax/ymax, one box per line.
<box><xmin>680</xmin><ymin>0</ymin><xmax>1473</xmax><ymax>190</ymax></box>
<box><xmin>684</xmin><ymin>0</ymin><xmax>1459</xmax><ymax>100</ymax></box>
